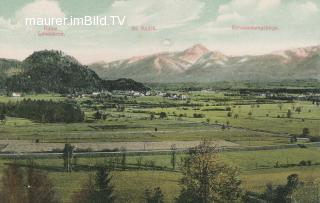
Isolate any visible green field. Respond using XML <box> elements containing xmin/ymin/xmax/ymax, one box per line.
<box><xmin>1</xmin><ymin>147</ymin><xmax>320</xmax><ymax>202</ymax></box>
<box><xmin>1</xmin><ymin>93</ymin><xmax>319</xmax><ymax>144</ymax></box>
<box><xmin>0</xmin><ymin>90</ymin><xmax>319</xmax><ymax>202</ymax></box>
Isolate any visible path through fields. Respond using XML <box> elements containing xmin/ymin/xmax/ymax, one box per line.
<box><xmin>0</xmin><ymin>139</ymin><xmax>238</xmax><ymax>153</ymax></box>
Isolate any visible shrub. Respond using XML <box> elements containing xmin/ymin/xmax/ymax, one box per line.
<box><xmin>299</xmin><ymin>160</ymin><xmax>307</xmax><ymax>166</ymax></box>
<box><xmin>193</xmin><ymin>113</ymin><xmax>205</xmax><ymax>118</ymax></box>
<box><xmin>302</xmin><ymin>128</ymin><xmax>310</xmax><ymax>137</ymax></box>
<box><xmin>159</xmin><ymin>112</ymin><xmax>167</xmax><ymax>119</ymax></box>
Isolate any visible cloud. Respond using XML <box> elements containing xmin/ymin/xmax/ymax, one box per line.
<box><xmin>192</xmin><ymin>0</ymin><xmax>320</xmax><ymax>55</ymax></box>
<box><xmin>216</xmin><ymin>11</ymin><xmax>245</xmax><ymax>23</ymax></box>
<box><xmin>1</xmin><ymin>0</ymin><xmax>319</xmax><ymax>62</ymax></box>
<box><xmin>288</xmin><ymin>1</ymin><xmax>319</xmax><ymax>22</ymax></box>
<box><xmin>107</xmin><ymin>0</ymin><xmax>204</xmax><ymax>29</ymax></box>
<box><xmin>211</xmin><ymin>0</ymin><xmax>317</xmax><ymax>27</ymax></box>
<box><xmin>0</xmin><ymin>0</ymin><xmax>65</xmax><ymax>30</ymax></box>
<box><xmin>298</xmin><ymin>1</ymin><xmax>319</xmax><ymax>13</ymax></box>
<box><xmin>257</xmin><ymin>0</ymin><xmax>281</xmax><ymax>11</ymax></box>
<box><xmin>216</xmin><ymin>0</ymin><xmax>282</xmax><ymax>23</ymax></box>
<box><xmin>0</xmin><ymin>17</ymin><xmax>18</xmax><ymax>30</ymax></box>
<box><xmin>16</xmin><ymin>0</ymin><xmax>65</xmax><ymax>21</ymax></box>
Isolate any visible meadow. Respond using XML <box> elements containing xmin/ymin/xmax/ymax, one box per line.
<box><xmin>0</xmin><ymin>90</ymin><xmax>319</xmax><ymax>202</ymax></box>
<box><xmin>1</xmin><ymin>147</ymin><xmax>319</xmax><ymax>202</ymax></box>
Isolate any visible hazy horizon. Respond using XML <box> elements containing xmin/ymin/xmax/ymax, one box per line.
<box><xmin>2</xmin><ymin>42</ymin><xmax>320</xmax><ymax>65</ymax></box>
<box><xmin>1</xmin><ymin>0</ymin><xmax>320</xmax><ymax>64</ymax></box>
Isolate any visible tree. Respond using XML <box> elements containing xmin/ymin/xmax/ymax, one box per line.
<box><xmin>0</xmin><ymin>99</ymin><xmax>84</xmax><ymax>123</ymax></box>
<box><xmin>221</xmin><ymin>124</ymin><xmax>226</xmax><ymax>130</ymax></box>
<box><xmin>121</xmin><ymin>147</ymin><xmax>127</xmax><ymax>171</ymax></box>
<box><xmin>116</xmin><ymin>104</ymin><xmax>125</xmax><ymax>112</ymax></box>
<box><xmin>93</xmin><ymin>111</ymin><xmax>103</xmax><ymax>120</ymax></box>
<box><xmin>171</xmin><ymin>144</ymin><xmax>177</xmax><ymax>170</ymax></box>
<box><xmin>159</xmin><ymin>112</ymin><xmax>167</xmax><ymax>119</ymax></box>
<box><xmin>95</xmin><ymin>166</ymin><xmax>115</xmax><ymax>203</ymax></box>
<box><xmin>263</xmin><ymin>183</ymin><xmax>275</xmax><ymax>202</ymax></box>
<box><xmin>0</xmin><ymin>114</ymin><xmax>6</xmax><ymax>124</ymax></box>
<box><xmin>287</xmin><ymin>109</ymin><xmax>292</xmax><ymax>118</ymax></box>
<box><xmin>290</xmin><ymin>136</ymin><xmax>297</xmax><ymax>143</ymax></box>
<box><xmin>262</xmin><ymin>174</ymin><xmax>302</xmax><ymax>203</ymax></box>
<box><xmin>63</xmin><ymin>143</ymin><xmax>74</xmax><ymax>172</ymax></box>
<box><xmin>176</xmin><ymin>140</ymin><xmax>242</xmax><ymax>203</ymax></box>
<box><xmin>0</xmin><ymin>162</ymin><xmax>25</xmax><ymax>203</ymax></box>
<box><xmin>136</xmin><ymin>156</ymin><xmax>143</xmax><ymax>169</ymax></box>
<box><xmin>73</xmin><ymin>166</ymin><xmax>115</xmax><ymax>203</ymax></box>
<box><xmin>102</xmin><ymin>114</ymin><xmax>107</xmax><ymax>120</ymax></box>
<box><xmin>302</xmin><ymin>128</ymin><xmax>310</xmax><ymax>137</ymax></box>
<box><xmin>144</xmin><ymin>187</ymin><xmax>165</xmax><ymax>203</ymax></box>
<box><xmin>71</xmin><ymin>174</ymin><xmax>96</xmax><ymax>203</ymax></box>
<box><xmin>292</xmin><ymin>180</ymin><xmax>320</xmax><ymax>203</ymax></box>
<box><xmin>286</xmin><ymin>174</ymin><xmax>300</xmax><ymax>201</ymax></box>
<box><xmin>0</xmin><ymin>161</ymin><xmax>59</xmax><ymax>203</ymax></box>
<box><xmin>26</xmin><ymin>160</ymin><xmax>58</xmax><ymax>203</ymax></box>
<box><xmin>295</xmin><ymin>106</ymin><xmax>302</xmax><ymax>114</ymax></box>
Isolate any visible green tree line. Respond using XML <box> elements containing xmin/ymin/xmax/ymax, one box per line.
<box><xmin>0</xmin><ymin>99</ymin><xmax>84</xmax><ymax>123</ymax></box>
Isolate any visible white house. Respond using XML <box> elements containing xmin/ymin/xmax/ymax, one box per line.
<box><xmin>12</xmin><ymin>92</ymin><xmax>22</xmax><ymax>97</ymax></box>
<box><xmin>92</xmin><ymin>92</ymin><xmax>100</xmax><ymax>97</ymax></box>
<box><xmin>180</xmin><ymin>94</ymin><xmax>187</xmax><ymax>100</ymax></box>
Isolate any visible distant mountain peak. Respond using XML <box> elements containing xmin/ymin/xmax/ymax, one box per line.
<box><xmin>89</xmin><ymin>44</ymin><xmax>320</xmax><ymax>83</ymax></box>
<box><xmin>271</xmin><ymin>45</ymin><xmax>320</xmax><ymax>64</ymax></box>
<box><xmin>185</xmin><ymin>44</ymin><xmax>209</xmax><ymax>54</ymax></box>
<box><xmin>179</xmin><ymin>44</ymin><xmax>210</xmax><ymax>63</ymax></box>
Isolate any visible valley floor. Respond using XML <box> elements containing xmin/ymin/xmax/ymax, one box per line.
<box><xmin>0</xmin><ymin>90</ymin><xmax>319</xmax><ymax>202</ymax></box>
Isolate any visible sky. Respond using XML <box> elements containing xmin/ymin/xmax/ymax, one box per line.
<box><xmin>0</xmin><ymin>0</ymin><xmax>319</xmax><ymax>64</ymax></box>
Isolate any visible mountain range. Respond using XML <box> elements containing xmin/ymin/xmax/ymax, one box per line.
<box><xmin>1</xmin><ymin>50</ymin><xmax>149</xmax><ymax>93</ymax></box>
<box><xmin>89</xmin><ymin>44</ymin><xmax>320</xmax><ymax>83</ymax></box>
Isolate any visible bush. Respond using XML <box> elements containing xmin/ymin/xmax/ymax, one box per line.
<box><xmin>299</xmin><ymin>160</ymin><xmax>307</xmax><ymax>166</ymax></box>
<box><xmin>309</xmin><ymin>136</ymin><xmax>320</xmax><ymax>142</ymax></box>
<box><xmin>193</xmin><ymin>113</ymin><xmax>205</xmax><ymax>118</ymax></box>
<box><xmin>302</xmin><ymin>128</ymin><xmax>310</xmax><ymax>137</ymax></box>
<box><xmin>159</xmin><ymin>112</ymin><xmax>167</xmax><ymax>119</ymax></box>
<box><xmin>144</xmin><ymin>187</ymin><xmax>164</xmax><ymax>203</ymax></box>
<box><xmin>287</xmin><ymin>109</ymin><xmax>292</xmax><ymax>118</ymax></box>
<box><xmin>221</xmin><ymin>124</ymin><xmax>226</xmax><ymax>130</ymax></box>
<box><xmin>298</xmin><ymin>144</ymin><xmax>307</xmax><ymax>148</ymax></box>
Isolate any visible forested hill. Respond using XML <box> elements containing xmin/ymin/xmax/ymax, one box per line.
<box><xmin>0</xmin><ymin>59</ymin><xmax>22</xmax><ymax>88</ymax></box>
<box><xmin>4</xmin><ymin>50</ymin><xmax>149</xmax><ymax>93</ymax></box>
<box><xmin>103</xmin><ymin>78</ymin><xmax>149</xmax><ymax>92</ymax></box>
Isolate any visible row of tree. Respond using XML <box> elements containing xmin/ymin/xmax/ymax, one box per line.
<box><xmin>2</xmin><ymin>140</ymin><xmax>318</xmax><ymax>203</ymax></box>
<box><xmin>0</xmin><ymin>99</ymin><xmax>84</xmax><ymax>123</ymax></box>
<box><xmin>0</xmin><ymin>161</ymin><xmax>58</xmax><ymax>203</ymax></box>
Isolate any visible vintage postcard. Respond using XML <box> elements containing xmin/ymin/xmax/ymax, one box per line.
<box><xmin>0</xmin><ymin>0</ymin><xmax>319</xmax><ymax>202</ymax></box>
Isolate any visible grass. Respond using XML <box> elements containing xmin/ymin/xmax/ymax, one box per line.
<box><xmin>1</xmin><ymin>93</ymin><xmax>319</xmax><ymax>145</ymax></box>
<box><xmin>1</xmin><ymin>153</ymin><xmax>320</xmax><ymax>202</ymax></box>
<box><xmin>0</xmin><ymin>146</ymin><xmax>319</xmax><ymax>202</ymax></box>
<box><xmin>0</xmin><ymin>91</ymin><xmax>319</xmax><ymax>202</ymax></box>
